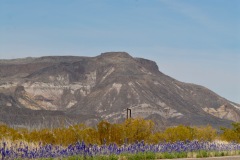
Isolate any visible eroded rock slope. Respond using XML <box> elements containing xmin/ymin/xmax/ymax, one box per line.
<box><xmin>0</xmin><ymin>52</ymin><xmax>239</xmax><ymax>128</ymax></box>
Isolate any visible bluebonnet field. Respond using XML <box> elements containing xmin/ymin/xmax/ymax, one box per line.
<box><xmin>1</xmin><ymin>140</ymin><xmax>240</xmax><ymax>159</ymax></box>
<box><xmin>1</xmin><ymin>119</ymin><xmax>240</xmax><ymax>159</ymax></box>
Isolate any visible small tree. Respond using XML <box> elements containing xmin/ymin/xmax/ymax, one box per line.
<box><xmin>221</xmin><ymin>123</ymin><xmax>240</xmax><ymax>142</ymax></box>
<box><xmin>123</xmin><ymin>118</ymin><xmax>154</xmax><ymax>143</ymax></box>
<box><xmin>97</xmin><ymin>120</ymin><xmax>111</xmax><ymax>144</ymax></box>
<box><xmin>194</xmin><ymin>125</ymin><xmax>217</xmax><ymax>141</ymax></box>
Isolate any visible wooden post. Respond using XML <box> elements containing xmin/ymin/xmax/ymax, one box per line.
<box><xmin>127</xmin><ymin>108</ymin><xmax>132</xmax><ymax>119</ymax></box>
<box><xmin>129</xmin><ymin>109</ymin><xmax>131</xmax><ymax>118</ymax></box>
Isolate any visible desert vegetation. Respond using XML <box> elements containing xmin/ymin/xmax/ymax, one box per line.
<box><xmin>1</xmin><ymin>118</ymin><xmax>240</xmax><ymax>159</ymax></box>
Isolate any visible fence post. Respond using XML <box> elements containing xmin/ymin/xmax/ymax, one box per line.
<box><xmin>126</xmin><ymin>108</ymin><xmax>132</xmax><ymax>119</ymax></box>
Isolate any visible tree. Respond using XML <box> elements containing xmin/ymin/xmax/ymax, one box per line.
<box><xmin>123</xmin><ymin>118</ymin><xmax>154</xmax><ymax>143</ymax></box>
<box><xmin>221</xmin><ymin>123</ymin><xmax>240</xmax><ymax>142</ymax></box>
<box><xmin>97</xmin><ymin>120</ymin><xmax>111</xmax><ymax>144</ymax></box>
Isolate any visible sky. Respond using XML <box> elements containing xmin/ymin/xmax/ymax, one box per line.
<box><xmin>0</xmin><ymin>0</ymin><xmax>239</xmax><ymax>103</ymax></box>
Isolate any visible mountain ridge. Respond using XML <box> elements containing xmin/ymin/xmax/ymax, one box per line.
<box><xmin>0</xmin><ymin>52</ymin><xmax>239</xmax><ymax>129</ymax></box>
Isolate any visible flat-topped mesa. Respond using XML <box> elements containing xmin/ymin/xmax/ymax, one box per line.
<box><xmin>99</xmin><ymin>52</ymin><xmax>133</xmax><ymax>59</ymax></box>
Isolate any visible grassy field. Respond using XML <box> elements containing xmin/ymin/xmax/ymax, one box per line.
<box><xmin>19</xmin><ymin>150</ymin><xmax>240</xmax><ymax>160</ymax></box>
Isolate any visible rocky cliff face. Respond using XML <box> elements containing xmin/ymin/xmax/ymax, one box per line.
<box><xmin>0</xmin><ymin>52</ymin><xmax>239</xmax><ymax>128</ymax></box>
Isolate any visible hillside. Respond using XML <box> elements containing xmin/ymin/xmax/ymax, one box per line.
<box><xmin>0</xmin><ymin>52</ymin><xmax>239</xmax><ymax>128</ymax></box>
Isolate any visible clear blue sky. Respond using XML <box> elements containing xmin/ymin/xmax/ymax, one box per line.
<box><xmin>0</xmin><ymin>0</ymin><xmax>239</xmax><ymax>103</ymax></box>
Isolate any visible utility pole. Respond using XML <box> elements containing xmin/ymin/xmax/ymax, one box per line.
<box><xmin>127</xmin><ymin>108</ymin><xmax>131</xmax><ymax>119</ymax></box>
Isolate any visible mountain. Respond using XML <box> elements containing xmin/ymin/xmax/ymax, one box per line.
<box><xmin>0</xmin><ymin>52</ymin><xmax>239</xmax><ymax>129</ymax></box>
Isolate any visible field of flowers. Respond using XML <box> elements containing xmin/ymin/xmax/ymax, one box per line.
<box><xmin>1</xmin><ymin>118</ymin><xmax>240</xmax><ymax>159</ymax></box>
<box><xmin>1</xmin><ymin>140</ymin><xmax>240</xmax><ymax>159</ymax></box>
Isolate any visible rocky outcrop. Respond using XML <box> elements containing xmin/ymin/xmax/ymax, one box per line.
<box><xmin>0</xmin><ymin>52</ymin><xmax>239</xmax><ymax>128</ymax></box>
